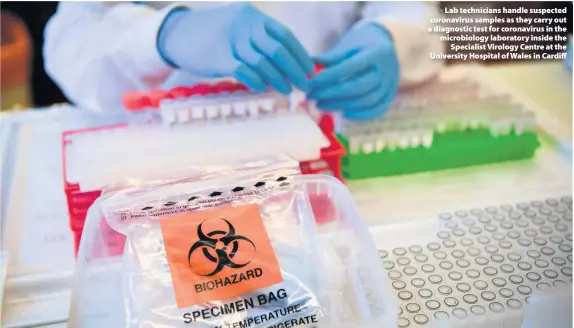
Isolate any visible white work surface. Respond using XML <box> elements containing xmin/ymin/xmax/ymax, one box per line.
<box><xmin>0</xmin><ymin>64</ymin><xmax>571</xmax><ymax>328</ymax></box>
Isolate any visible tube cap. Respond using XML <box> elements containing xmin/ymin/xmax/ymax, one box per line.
<box><xmin>170</xmin><ymin>86</ymin><xmax>193</xmax><ymax>98</ymax></box>
<box><xmin>148</xmin><ymin>89</ymin><xmax>173</xmax><ymax>108</ymax></box>
<box><xmin>318</xmin><ymin>114</ymin><xmax>334</xmax><ymax>134</ymax></box>
<box><xmin>233</xmin><ymin>83</ymin><xmax>250</xmax><ymax>92</ymax></box>
<box><xmin>190</xmin><ymin>83</ymin><xmax>214</xmax><ymax>96</ymax></box>
<box><xmin>214</xmin><ymin>81</ymin><xmax>236</xmax><ymax>93</ymax></box>
<box><xmin>123</xmin><ymin>91</ymin><xmax>148</xmax><ymax>112</ymax></box>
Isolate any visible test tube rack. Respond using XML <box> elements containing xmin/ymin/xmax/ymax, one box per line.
<box><xmin>62</xmin><ymin>112</ymin><xmax>344</xmax><ymax>256</ymax></box>
<box><xmin>377</xmin><ymin>196</ymin><xmax>573</xmax><ymax>327</ymax></box>
<box><xmin>338</xmin><ymin>80</ymin><xmax>541</xmax><ymax>180</ymax></box>
<box><xmin>123</xmin><ymin>81</ymin><xmax>293</xmax><ymax>126</ymax></box>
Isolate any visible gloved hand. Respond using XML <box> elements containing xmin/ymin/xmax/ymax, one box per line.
<box><xmin>157</xmin><ymin>3</ymin><xmax>314</xmax><ymax>94</ymax></box>
<box><xmin>308</xmin><ymin>22</ymin><xmax>400</xmax><ymax>120</ymax></box>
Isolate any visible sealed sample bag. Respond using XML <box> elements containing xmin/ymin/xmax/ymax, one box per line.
<box><xmin>71</xmin><ymin>159</ymin><xmax>396</xmax><ymax>328</ymax></box>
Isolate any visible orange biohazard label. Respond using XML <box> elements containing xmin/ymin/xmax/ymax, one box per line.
<box><xmin>160</xmin><ymin>204</ymin><xmax>283</xmax><ymax>308</ymax></box>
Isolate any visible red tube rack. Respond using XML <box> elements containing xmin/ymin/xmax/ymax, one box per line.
<box><xmin>123</xmin><ymin>81</ymin><xmax>253</xmax><ymax>113</ymax></box>
<box><xmin>63</xmin><ymin>116</ymin><xmax>344</xmax><ymax>256</ymax></box>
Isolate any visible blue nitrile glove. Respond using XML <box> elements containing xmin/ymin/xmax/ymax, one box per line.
<box><xmin>157</xmin><ymin>3</ymin><xmax>314</xmax><ymax>94</ymax></box>
<box><xmin>308</xmin><ymin>22</ymin><xmax>400</xmax><ymax>120</ymax></box>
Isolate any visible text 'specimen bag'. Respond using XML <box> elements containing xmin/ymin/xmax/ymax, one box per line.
<box><xmin>71</xmin><ymin>158</ymin><xmax>396</xmax><ymax>328</ymax></box>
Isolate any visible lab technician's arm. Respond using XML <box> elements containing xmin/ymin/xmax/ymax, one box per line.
<box><xmin>43</xmin><ymin>2</ymin><xmax>178</xmax><ymax>112</ymax></box>
<box><xmin>44</xmin><ymin>2</ymin><xmax>314</xmax><ymax>112</ymax></box>
<box><xmin>362</xmin><ymin>1</ymin><xmax>445</xmax><ymax>86</ymax></box>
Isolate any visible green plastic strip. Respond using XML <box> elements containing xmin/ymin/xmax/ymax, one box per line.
<box><xmin>338</xmin><ymin>129</ymin><xmax>540</xmax><ymax>180</ymax></box>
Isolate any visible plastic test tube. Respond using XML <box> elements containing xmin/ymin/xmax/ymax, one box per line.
<box><xmin>170</xmin><ymin>86</ymin><xmax>193</xmax><ymax>124</ymax></box>
<box><xmin>229</xmin><ymin>84</ymin><xmax>250</xmax><ymax>117</ymax></box>
<box><xmin>123</xmin><ymin>91</ymin><xmax>151</xmax><ymax>125</ymax></box>
<box><xmin>148</xmin><ymin>89</ymin><xmax>173</xmax><ymax>125</ymax></box>
<box><xmin>188</xmin><ymin>83</ymin><xmax>213</xmax><ymax>120</ymax></box>
<box><xmin>213</xmin><ymin>81</ymin><xmax>236</xmax><ymax>118</ymax></box>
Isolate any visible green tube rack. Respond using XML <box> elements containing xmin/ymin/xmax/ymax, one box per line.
<box><xmin>337</xmin><ymin>80</ymin><xmax>541</xmax><ymax>180</ymax></box>
<box><xmin>338</xmin><ymin>128</ymin><xmax>540</xmax><ymax>180</ymax></box>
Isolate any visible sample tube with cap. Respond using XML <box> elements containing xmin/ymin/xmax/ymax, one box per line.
<box><xmin>187</xmin><ymin>83</ymin><xmax>214</xmax><ymax>120</ymax></box>
<box><xmin>170</xmin><ymin>86</ymin><xmax>193</xmax><ymax>124</ymax></box>
<box><xmin>123</xmin><ymin>91</ymin><xmax>151</xmax><ymax>125</ymax></box>
<box><xmin>213</xmin><ymin>81</ymin><xmax>238</xmax><ymax>118</ymax></box>
<box><xmin>148</xmin><ymin>89</ymin><xmax>174</xmax><ymax>125</ymax></box>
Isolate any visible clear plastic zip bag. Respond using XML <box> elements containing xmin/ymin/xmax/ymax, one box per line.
<box><xmin>71</xmin><ymin>158</ymin><xmax>396</xmax><ymax>328</ymax></box>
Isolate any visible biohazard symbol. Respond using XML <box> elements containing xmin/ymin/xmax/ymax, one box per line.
<box><xmin>187</xmin><ymin>218</ymin><xmax>256</xmax><ymax>276</ymax></box>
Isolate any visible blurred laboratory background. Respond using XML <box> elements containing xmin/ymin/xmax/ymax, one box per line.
<box><xmin>0</xmin><ymin>1</ymin><xmax>572</xmax><ymax>110</ymax></box>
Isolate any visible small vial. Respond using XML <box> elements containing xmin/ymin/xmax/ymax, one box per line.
<box><xmin>190</xmin><ymin>83</ymin><xmax>216</xmax><ymax>120</ymax></box>
<box><xmin>260</xmin><ymin>97</ymin><xmax>275</xmax><ymax>112</ymax></box>
<box><xmin>123</xmin><ymin>91</ymin><xmax>152</xmax><ymax>125</ymax></box>
<box><xmin>170</xmin><ymin>86</ymin><xmax>193</xmax><ymax>123</ymax></box>
<box><xmin>148</xmin><ymin>89</ymin><xmax>175</xmax><ymax>125</ymax></box>
<box><xmin>191</xmin><ymin>105</ymin><xmax>206</xmax><ymax>120</ymax></box>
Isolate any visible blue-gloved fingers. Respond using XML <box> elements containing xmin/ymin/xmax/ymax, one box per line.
<box><xmin>307</xmin><ymin>68</ymin><xmax>379</xmax><ymax>100</ymax></box>
<box><xmin>251</xmin><ymin>26</ymin><xmax>309</xmax><ymax>92</ymax></box>
<box><xmin>310</xmin><ymin>48</ymin><xmax>382</xmax><ymax>88</ymax></box>
<box><xmin>312</xmin><ymin>44</ymin><xmax>349</xmax><ymax>67</ymax></box>
<box><xmin>343</xmin><ymin>104</ymin><xmax>387</xmax><ymax>121</ymax></box>
<box><xmin>344</xmin><ymin>74</ymin><xmax>400</xmax><ymax>121</ymax></box>
<box><xmin>264</xmin><ymin>19</ymin><xmax>315</xmax><ymax>75</ymax></box>
<box><xmin>233</xmin><ymin>37</ymin><xmax>292</xmax><ymax>94</ymax></box>
<box><xmin>316</xmin><ymin>80</ymin><xmax>387</xmax><ymax>111</ymax></box>
<box><xmin>233</xmin><ymin>64</ymin><xmax>268</xmax><ymax>92</ymax></box>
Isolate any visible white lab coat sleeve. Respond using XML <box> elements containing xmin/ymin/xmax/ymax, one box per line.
<box><xmin>43</xmin><ymin>2</ymin><xmax>185</xmax><ymax>113</ymax></box>
<box><xmin>361</xmin><ymin>2</ymin><xmax>445</xmax><ymax>86</ymax></box>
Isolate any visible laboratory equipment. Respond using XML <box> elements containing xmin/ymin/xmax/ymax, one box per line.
<box><xmin>3</xmin><ymin>63</ymin><xmax>569</xmax><ymax>328</ymax></box>
<box><xmin>375</xmin><ymin>196</ymin><xmax>573</xmax><ymax>327</ymax></box>
<box><xmin>338</xmin><ymin>79</ymin><xmax>541</xmax><ymax>180</ymax></box>
<box><xmin>122</xmin><ymin>91</ymin><xmax>152</xmax><ymax>125</ymax></box>
<box><xmin>71</xmin><ymin>166</ymin><xmax>395</xmax><ymax>328</ymax></box>
<box><xmin>122</xmin><ymin>81</ymin><xmax>292</xmax><ymax>126</ymax></box>
<box><xmin>63</xmin><ymin>106</ymin><xmax>344</xmax><ymax>255</ymax></box>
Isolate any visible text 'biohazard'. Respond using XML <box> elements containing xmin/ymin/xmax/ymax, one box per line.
<box><xmin>160</xmin><ymin>204</ymin><xmax>283</xmax><ymax>308</ymax></box>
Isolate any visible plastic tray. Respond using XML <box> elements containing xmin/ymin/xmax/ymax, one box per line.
<box><xmin>368</xmin><ymin>193</ymin><xmax>573</xmax><ymax>328</ymax></box>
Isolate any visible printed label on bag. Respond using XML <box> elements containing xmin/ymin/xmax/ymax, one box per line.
<box><xmin>182</xmin><ymin>288</ymin><xmax>321</xmax><ymax>327</ymax></box>
<box><xmin>160</xmin><ymin>204</ymin><xmax>283</xmax><ymax>308</ymax></box>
